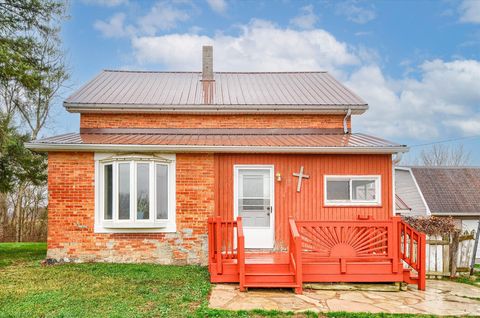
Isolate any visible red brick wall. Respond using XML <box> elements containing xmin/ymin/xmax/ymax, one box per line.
<box><xmin>80</xmin><ymin>113</ymin><xmax>350</xmax><ymax>129</ymax></box>
<box><xmin>47</xmin><ymin>152</ymin><xmax>214</xmax><ymax>265</ymax></box>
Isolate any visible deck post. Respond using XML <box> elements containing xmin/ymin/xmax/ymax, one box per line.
<box><xmin>391</xmin><ymin>217</ymin><xmax>399</xmax><ymax>274</ymax></box>
<box><xmin>208</xmin><ymin>217</ymin><xmax>213</xmax><ymax>272</ymax></box>
<box><xmin>289</xmin><ymin>217</ymin><xmax>303</xmax><ymax>294</ymax></box>
<box><xmin>215</xmin><ymin>216</ymin><xmax>223</xmax><ymax>275</ymax></box>
<box><xmin>418</xmin><ymin>232</ymin><xmax>427</xmax><ymax>291</ymax></box>
<box><xmin>237</xmin><ymin>217</ymin><xmax>246</xmax><ymax>292</ymax></box>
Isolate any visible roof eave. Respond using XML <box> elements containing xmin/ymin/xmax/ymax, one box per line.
<box><xmin>25</xmin><ymin>142</ymin><xmax>408</xmax><ymax>154</ymax></box>
<box><xmin>63</xmin><ymin>103</ymin><xmax>368</xmax><ymax>115</ymax></box>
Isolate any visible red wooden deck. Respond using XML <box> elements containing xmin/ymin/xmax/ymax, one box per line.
<box><xmin>208</xmin><ymin>217</ymin><xmax>426</xmax><ymax>294</ymax></box>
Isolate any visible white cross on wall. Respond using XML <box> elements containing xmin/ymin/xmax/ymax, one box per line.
<box><xmin>293</xmin><ymin>166</ymin><xmax>310</xmax><ymax>192</ymax></box>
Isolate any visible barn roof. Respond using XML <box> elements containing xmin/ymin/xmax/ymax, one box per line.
<box><xmin>64</xmin><ymin>71</ymin><xmax>368</xmax><ymax>114</ymax></box>
<box><xmin>410</xmin><ymin>167</ymin><xmax>480</xmax><ymax>216</ymax></box>
<box><xmin>26</xmin><ymin>128</ymin><xmax>406</xmax><ymax>154</ymax></box>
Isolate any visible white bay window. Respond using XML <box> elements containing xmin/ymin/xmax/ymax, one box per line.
<box><xmin>324</xmin><ymin>175</ymin><xmax>381</xmax><ymax>206</ymax></box>
<box><xmin>95</xmin><ymin>153</ymin><xmax>176</xmax><ymax>233</ymax></box>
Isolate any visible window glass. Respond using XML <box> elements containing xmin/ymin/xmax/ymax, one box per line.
<box><xmin>118</xmin><ymin>163</ymin><xmax>130</xmax><ymax>220</ymax></box>
<box><xmin>156</xmin><ymin>164</ymin><xmax>168</xmax><ymax>220</ymax></box>
<box><xmin>326</xmin><ymin>180</ymin><xmax>350</xmax><ymax>201</ymax></box>
<box><xmin>243</xmin><ymin>175</ymin><xmax>263</xmax><ymax>197</ymax></box>
<box><xmin>136</xmin><ymin>163</ymin><xmax>149</xmax><ymax>220</ymax></box>
<box><xmin>104</xmin><ymin>164</ymin><xmax>113</xmax><ymax>220</ymax></box>
<box><xmin>352</xmin><ymin>180</ymin><xmax>376</xmax><ymax>201</ymax></box>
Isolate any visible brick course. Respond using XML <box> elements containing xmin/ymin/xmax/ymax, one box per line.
<box><xmin>47</xmin><ymin>152</ymin><xmax>215</xmax><ymax>265</ymax></box>
<box><xmin>80</xmin><ymin>113</ymin><xmax>350</xmax><ymax>129</ymax></box>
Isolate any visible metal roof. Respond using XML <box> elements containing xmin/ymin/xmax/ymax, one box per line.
<box><xmin>410</xmin><ymin>167</ymin><xmax>480</xmax><ymax>215</ymax></box>
<box><xmin>64</xmin><ymin>71</ymin><xmax>368</xmax><ymax>114</ymax></box>
<box><xmin>27</xmin><ymin>128</ymin><xmax>406</xmax><ymax>153</ymax></box>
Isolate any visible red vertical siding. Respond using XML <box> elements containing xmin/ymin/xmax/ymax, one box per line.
<box><xmin>214</xmin><ymin>154</ymin><xmax>393</xmax><ymax>248</ymax></box>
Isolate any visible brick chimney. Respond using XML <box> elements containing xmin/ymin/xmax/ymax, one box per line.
<box><xmin>202</xmin><ymin>45</ymin><xmax>214</xmax><ymax>80</ymax></box>
<box><xmin>201</xmin><ymin>45</ymin><xmax>214</xmax><ymax>104</ymax></box>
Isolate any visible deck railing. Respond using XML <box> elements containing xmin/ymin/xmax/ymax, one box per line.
<box><xmin>288</xmin><ymin>217</ymin><xmax>303</xmax><ymax>294</ymax></box>
<box><xmin>398</xmin><ymin>218</ymin><xmax>426</xmax><ymax>290</ymax></box>
<box><xmin>208</xmin><ymin>216</ymin><xmax>426</xmax><ymax>291</ymax></box>
<box><xmin>207</xmin><ymin>216</ymin><xmax>245</xmax><ymax>277</ymax></box>
<box><xmin>295</xmin><ymin>219</ymin><xmax>395</xmax><ymax>262</ymax></box>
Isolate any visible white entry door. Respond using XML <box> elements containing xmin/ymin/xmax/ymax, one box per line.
<box><xmin>234</xmin><ymin>166</ymin><xmax>274</xmax><ymax>249</ymax></box>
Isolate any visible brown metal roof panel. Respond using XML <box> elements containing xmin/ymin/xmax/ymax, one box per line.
<box><xmin>29</xmin><ymin>131</ymin><xmax>405</xmax><ymax>151</ymax></box>
<box><xmin>64</xmin><ymin>71</ymin><xmax>368</xmax><ymax>108</ymax></box>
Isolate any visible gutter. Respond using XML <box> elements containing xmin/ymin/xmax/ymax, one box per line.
<box><xmin>64</xmin><ymin>103</ymin><xmax>368</xmax><ymax>115</ymax></box>
<box><xmin>430</xmin><ymin>212</ymin><xmax>480</xmax><ymax>217</ymax></box>
<box><xmin>26</xmin><ymin>142</ymin><xmax>409</xmax><ymax>154</ymax></box>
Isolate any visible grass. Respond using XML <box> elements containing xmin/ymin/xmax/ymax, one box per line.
<box><xmin>448</xmin><ymin>263</ymin><xmax>480</xmax><ymax>287</ymax></box>
<box><xmin>0</xmin><ymin>243</ymin><xmax>471</xmax><ymax>318</ymax></box>
<box><xmin>0</xmin><ymin>243</ymin><xmax>210</xmax><ymax>318</ymax></box>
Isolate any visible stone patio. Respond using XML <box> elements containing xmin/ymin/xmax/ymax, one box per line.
<box><xmin>209</xmin><ymin>280</ymin><xmax>480</xmax><ymax>315</ymax></box>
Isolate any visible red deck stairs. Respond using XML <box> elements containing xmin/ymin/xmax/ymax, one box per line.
<box><xmin>208</xmin><ymin>216</ymin><xmax>425</xmax><ymax>294</ymax></box>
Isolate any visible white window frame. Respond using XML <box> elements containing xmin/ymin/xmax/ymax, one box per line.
<box><xmin>94</xmin><ymin>153</ymin><xmax>176</xmax><ymax>233</ymax></box>
<box><xmin>324</xmin><ymin>175</ymin><xmax>381</xmax><ymax>207</ymax></box>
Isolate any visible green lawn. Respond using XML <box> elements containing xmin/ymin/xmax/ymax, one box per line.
<box><xmin>0</xmin><ymin>243</ymin><xmax>463</xmax><ymax>318</ymax></box>
<box><xmin>0</xmin><ymin>243</ymin><xmax>210</xmax><ymax>317</ymax></box>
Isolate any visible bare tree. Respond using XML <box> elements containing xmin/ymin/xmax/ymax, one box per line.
<box><xmin>14</xmin><ymin>26</ymin><xmax>68</xmax><ymax>140</ymax></box>
<box><xmin>0</xmin><ymin>81</ymin><xmax>21</xmax><ymax>124</ymax></box>
<box><xmin>420</xmin><ymin>144</ymin><xmax>471</xmax><ymax>166</ymax></box>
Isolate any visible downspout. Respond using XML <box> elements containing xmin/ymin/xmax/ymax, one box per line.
<box><xmin>392</xmin><ymin>152</ymin><xmax>403</xmax><ymax>165</ymax></box>
<box><xmin>343</xmin><ymin>108</ymin><xmax>352</xmax><ymax>134</ymax></box>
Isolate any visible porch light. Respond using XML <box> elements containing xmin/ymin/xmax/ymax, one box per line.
<box><xmin>276</xmin><ymin>172</ymin><xmax>282</xmax><ymax>181</ymax></box>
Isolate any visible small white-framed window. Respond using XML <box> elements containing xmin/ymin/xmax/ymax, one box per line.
<box><xmin>324</xmin><ymin>175</ymin><xmax>381</xmax><ymax>206</ymax></box>
<box><xmin>94</xmin><ymin>153</ymin><xmax>176</xmax><ymax>233</ymax></box>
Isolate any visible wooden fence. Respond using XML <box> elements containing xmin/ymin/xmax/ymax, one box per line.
<box><xmin>425</xmin><ymin>231</ymin><xmax>475</xmax><ymax>277</ymax></box>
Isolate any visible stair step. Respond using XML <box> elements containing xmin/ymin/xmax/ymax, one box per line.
<box><xmin>245</xmin><ymin>272</ymin><xmax>295</xmax><ymax>276</ymax></box>
<box><xmin>244</xmin><ymin>282</ymin><xmax>299</xmax><ymax>288</ymax></box>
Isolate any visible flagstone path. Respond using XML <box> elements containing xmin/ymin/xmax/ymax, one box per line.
<box><xmin>209</xmin><ymin>280</ymin><xmax>480</xmax><ymax>315</ymax></box>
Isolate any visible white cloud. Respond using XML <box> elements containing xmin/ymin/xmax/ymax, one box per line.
<box><xmin>459</xmin><ymin>0</ymin><xmax>480</xmax><ymax>24</ymax></box>
<box><xmin>132</xmin><ymin>19</ymin><xmax>358</xmax><ymax>73</ymax></box>
<box><xmin>132</xmin><ymin>34</ymin><xmax>213</xmax><ymax>69</ymax></box>
<box><xmin>336</xmin><ymin>1</ymin><xmax>376</xmax><ymax>24</ymax></box>
<box><xmin>290</xmin><ymin>5</ymin><xmax>318</xmax><ymax>29</ymax></box>
<box><xmin>93</xmin><ymin>1</ymin><xmax>191</xmax><ymax>38</ymax></box>
<box><xmin>138</xmin><ymin>1</ymin><xmax>190</xmax><ymax>35</ymax></box>
<box><xmin>349</xmin><ymin>60</ymin><xmax>480</xmax><ymax>139</ymax></box>
<box><xmin>82</xmin><ymin>0</ymin><xmax>128</xmax><ymax>6</ymax></box>
<box><xmin>206</xmin><ymin>0</ymin><xmax>227</xmax><ymax>14</ymax></box>
<box><xmin>94</xmin><ymin>13</ymin><xmax>133</xmax><ymax>38</ymax></box>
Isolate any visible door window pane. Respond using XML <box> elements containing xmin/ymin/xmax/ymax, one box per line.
<box><xmin>156</xmin><ymin>164</ymin><xmax>168</xmax><ymax>220</ymax></box>
<box><xmin>352</xmin><ymin>180</ymin><xmax>376</xmax><ymax>201</ymax></box>
<box><xmin>118</xmin><ymin>163</ymin><xmax>130</xmax><ymax>220</ymax></box>
<box><xmin>243</xmin><ymin>175</ymin><xmax>263</xmax><ymax>197</ymax></box>
<box><xmin>326</xmin><ymin>180</ymin><xmax>350</xmax><ymax>201</ymax></box>
<box><xmin>136</xmin><ymin>163</ymin><xmax>149</xmax><ymax>220</ymax></box>
<box><xmin>238</xmin><ymin>170</ymin><xmax>270</xmax><ymax>228</ymax></box>
<box><xmin>104</xmin><ymin>164</ymin><xmax>113</xmax><ymax>220</ymax></box>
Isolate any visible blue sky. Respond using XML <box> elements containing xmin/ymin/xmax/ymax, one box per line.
<box><xmin>48</xmin><ymin>0</ymin><xmax>480</xmax><ymax>164</ymax></box>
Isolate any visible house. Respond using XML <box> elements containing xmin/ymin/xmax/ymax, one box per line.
<box><xmin>395</xmin><ymin>166</ymin><xmax>480</xmax><ymax>263</ymax></box>
<box><xmin>27</xmin><ymin>46</ymin><xmax>426</xmax><ymax>293</ymax></box>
